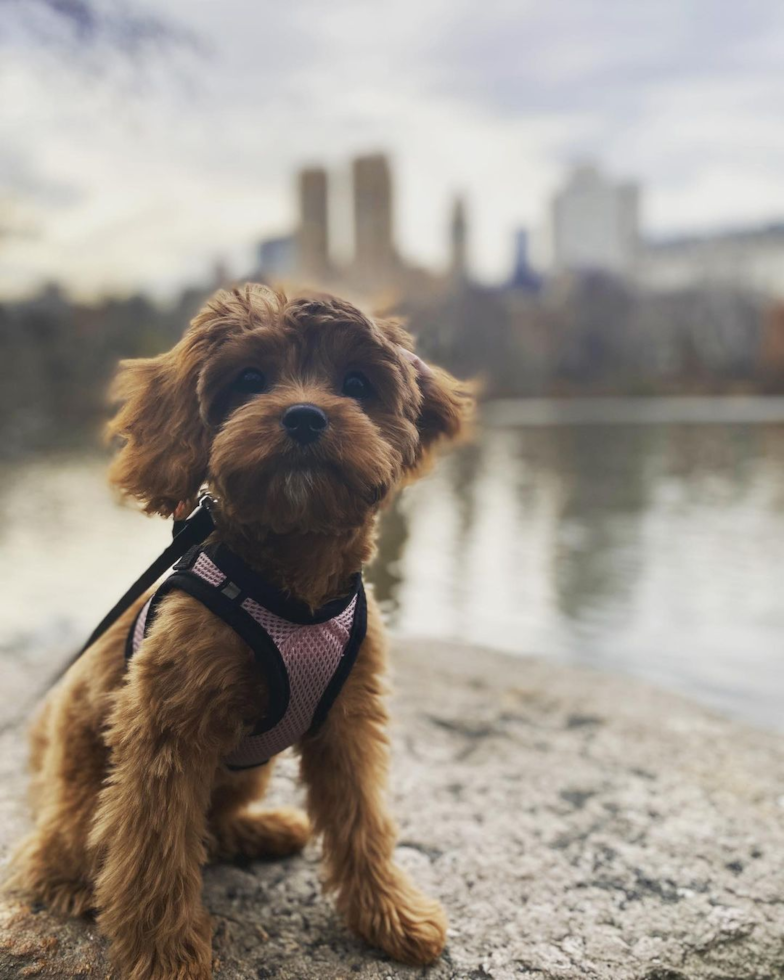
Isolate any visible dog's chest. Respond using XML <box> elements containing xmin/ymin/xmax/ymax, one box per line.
<box><xmin>127</xmin><ymin>545</ymin><xmax>367</xmax><ymax>769</ymax></box>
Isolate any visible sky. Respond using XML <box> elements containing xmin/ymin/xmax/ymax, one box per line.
<box><xmin>2</xmin><ymin>0</ymin><xmax>784</xmax><ymax>300</ymax></box>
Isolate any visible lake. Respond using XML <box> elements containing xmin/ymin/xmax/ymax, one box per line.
<box><xmin>2</xmin><ymin>398</ymin><xmax>783</xmax><ymax>732</ymax></box>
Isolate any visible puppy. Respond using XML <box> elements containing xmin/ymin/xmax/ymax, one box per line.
<box><xmin>8</xmin><ymin>284</ymin><xmax>472</xmax><ymax>980</ymax></box>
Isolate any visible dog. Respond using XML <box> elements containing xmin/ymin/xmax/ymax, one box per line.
<box><xmin>7</xmin><ymin>284</ymin><xmax>472</xmax><ymax>980</ymax></box>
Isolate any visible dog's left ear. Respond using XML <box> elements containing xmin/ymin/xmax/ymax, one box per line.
<box><xmin>414</xmin><ymin>362</ymin><xmax>474</xmax><ymax>464</ymax></box>
<box><xmin>398</xmin><ymin>346</ymin><xmax>471</xmax><ymax>452</ymax></box>
<box><xmin>376</xmin><ymin>316</ymin><xmax>474</xmax><ymax>463</ymax></box>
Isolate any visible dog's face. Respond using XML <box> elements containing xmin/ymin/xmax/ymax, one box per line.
<box><xmin>109</xmin><ymin>285</ymin><xmax>471</xmax><ymax>535</ymax></box>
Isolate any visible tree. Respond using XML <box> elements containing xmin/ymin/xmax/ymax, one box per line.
<box><xmin>0</xmin><ymin>0</ymin><xmax>196</xmax><ymax>56</ymax></box>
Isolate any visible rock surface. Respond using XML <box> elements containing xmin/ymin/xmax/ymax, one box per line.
<box><xmin>1</xmin><ymin>639</ymin><xmax>784</xmax><ymax>979</ymax></box>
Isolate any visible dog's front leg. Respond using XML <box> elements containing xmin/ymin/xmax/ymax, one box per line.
<box><xmin>89</xmin><ymin>596</ymin><xmax>251</xmax><ymax>980</ymax></box>
<box><xmin>299</xmin><ymin>611</ymin><xmax>447</xmax><ymax>965</ymax></box>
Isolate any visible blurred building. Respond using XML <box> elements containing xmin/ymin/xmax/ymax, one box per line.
<box><xmin>257</xmin><ymin>234</ymin><xmax>297</xmax><ymax>281</ymax></box>
<box><xmin>449</xmin><ymin>196</ymin><xmax>468</xmax><ymax>282</ymax></box>
<box><xmin>510</xmin><ymin>230</ymin><xmax>542</xmax><ymax>293</ymax></box>
<box><xmin>551</xmin><ymin>164</ymin><xmax>640</xmax><ymax>276</ymax></box>
<box><xmin>352</xmin><ymin>154</ymin><xmax>397</xmax><ymax>290</ymax></box>
<box><xmin>297</xmin><ymin>167</ymin><xmax>330</xmax><ymax>283</ymax></box>
<box><xmin>637</xmin><ymin>223</ymin><xmax>784</xmax><ymax>299</ymax></box>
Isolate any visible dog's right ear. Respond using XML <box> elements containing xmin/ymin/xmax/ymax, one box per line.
<box><xmin>107</xmin><ymin>334</ymin><xmax>210</xmax><ymax>517</ymax></box>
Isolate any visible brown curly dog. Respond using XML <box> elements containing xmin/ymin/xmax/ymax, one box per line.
<box><xmin>6</xmin><ymin>284</ymin><xmax>472</xmax><ymax>980</ymax></box>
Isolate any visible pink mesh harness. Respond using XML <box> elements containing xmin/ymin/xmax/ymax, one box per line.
<box><xmin>126</xmin><ymin>544</ymin><xmax>366</xmax><ymax>770</ymax></box>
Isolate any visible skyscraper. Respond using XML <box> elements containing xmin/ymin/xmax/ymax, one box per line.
<box><xmin>551</xmin><ymin>163</ymin><xmax>640</xmax><ymax>276</ymax></box>
<box><xmin>257</xmin><ymin>235</ymin><xmax>297</xmax><ymax>281</ymax></box>
<box><xmin>297</xmin><ymin>167</ymin><xmax>330</xmax><ymax>283</ymax></box>
<box><xmin>352</xmin><ymin>154</ymin><xmax>396</xmax><ymax>290</ymax></box>
<box><xmin>510</xmin><ymin>229</ymin><xmax>542</xmax><ymax>292</ymax></box>
<box><xmin>449</xmin><ymin>196</ymin><xmax>468</xmax><ymax>281</ymax></box>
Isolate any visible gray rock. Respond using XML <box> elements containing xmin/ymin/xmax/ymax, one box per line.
<box><xmin>1</xmin><ymin>640</ymin><xmax>784</xmax><ymax>979</ymax></box>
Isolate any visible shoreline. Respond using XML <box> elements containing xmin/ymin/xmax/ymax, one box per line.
<box><xmin>484</xmin><ymin>394</ymin><xmax>784</xmax><ymax>426</ymax></box>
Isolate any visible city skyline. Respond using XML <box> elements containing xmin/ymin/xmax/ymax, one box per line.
<box><xmin>3</xmin><ymin>0</ymin><xmax>784</xmax><ymax>300</ymax></box>
<box><xmin>264</xmin><ymin>155</ymin><xmax>784</xmax><ymax>303</ymax></box>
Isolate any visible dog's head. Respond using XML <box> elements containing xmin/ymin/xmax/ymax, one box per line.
<box><xmin>108</xmin><ymin>284</ymin><xmax>472</xmax><ymax>535</ymax></box>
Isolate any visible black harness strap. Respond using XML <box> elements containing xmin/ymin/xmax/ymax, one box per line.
<box><xmin>308</xmin><ymin>576</ymin><xmax>367</xmax><ymax>735</ymax></box>
<box><xmin>126</xmin><ymin>564</ymin><xmax>292</xmax><ymax>736</ymax></box>
<box><xmin>53</xmin><ymin>494</ymin><xmax>365</xmax><ymax>769</ymax></box>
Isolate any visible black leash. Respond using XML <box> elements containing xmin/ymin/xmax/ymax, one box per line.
<box><xmin>53</xmin><ymin>492</ymin><xmax>217</xmax><ymax>682</ymax></box>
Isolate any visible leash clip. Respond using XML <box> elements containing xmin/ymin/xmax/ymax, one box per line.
<box><xmin>173</xmin><ymin>489</ymin><xmax>218</xmax><ymax>540</ymax></box>
<box><xmin>195</xmin><ymin>488</ymin><xmax>218</xmax><ymax>516</ymax></box>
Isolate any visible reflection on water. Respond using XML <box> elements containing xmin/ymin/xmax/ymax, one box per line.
<box><xmin>373</xmin><ymin>419</ymin><xmax>784</xmax><ymax>731</ymax></box>
<box><xmin>1</xmin><ymin>410</ymin><xmax>784</xmax><ymax>731</ymax></box>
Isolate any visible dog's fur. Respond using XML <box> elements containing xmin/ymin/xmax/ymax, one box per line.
<box><xmin>7</xmin><ymin>285</ymin><xmax>472</xmax><ymax>980</ymax></box>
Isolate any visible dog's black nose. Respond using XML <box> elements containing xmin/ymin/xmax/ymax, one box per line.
<box><xmin>281</xmin><ymin>404</ymin><xmax>329</xmax><ymax>445</ymax></box>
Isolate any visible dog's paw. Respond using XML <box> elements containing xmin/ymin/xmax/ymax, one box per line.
<box><xmin>7</xmin><ymin>876</ymin><xmax>94</xmax><ymax>919</ymax></box>
<box><xmin>113</xmin><ymin>919</ymin><xmax>214</xmax><ymax>980</ymax></box>
<box><xmin>4</xmin><ymin>835</ymin><xmax>95</xmax><ymax>918</ymax></box>
<box><xmin>343</xmin><ymin>870</ymin><xmax>448</xmax><ymax>966</ymax></box>
<box><xmin>207</xmin><ymin>807</ymin><xmax>311</xmax><ymax>862</ymax></box>
<box><xmin>124</xmin><ymin>953</ymin><xmax>213</xmax><ymax>980</ymax></box>
<box><xmin>33</xmin><ymin>878</ymin><xmax>95</xmax><ymax>918</ymax></box>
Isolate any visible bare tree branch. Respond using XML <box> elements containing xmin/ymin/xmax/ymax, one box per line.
<box><xmin>0</xmin><ymin>0</ymin><xmax>198</xmax><ymax>55</ymax></box>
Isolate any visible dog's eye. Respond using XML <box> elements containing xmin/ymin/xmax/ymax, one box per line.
<box><xmin>341</xmin><ymin>371</ymin><xmax>373</xmax><ymax>400</ymax></box>
<box><xmin>232</xmin><ymin>368</ymin><xmax>267</xmax><ymax>397</ymax></box>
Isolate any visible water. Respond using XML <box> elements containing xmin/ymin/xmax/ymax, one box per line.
<box><xmin>2</xmin><ymin>401</ymin><xmax>783</xmax><ymax>732</ymax></box>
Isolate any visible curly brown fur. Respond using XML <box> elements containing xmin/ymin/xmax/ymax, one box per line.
<box><xmin>6</xmin><ymin>284</ymin><xmax>472</xmax><ymax>979</ymax></box>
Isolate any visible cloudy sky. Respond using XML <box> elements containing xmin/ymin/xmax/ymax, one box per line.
<box><xmin>2</xmin><ymin>0</ymin><xmax>784</xmax><ymax>299</ymax></box>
